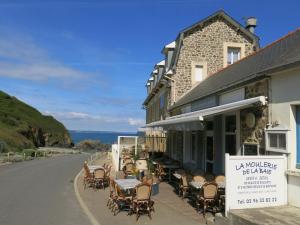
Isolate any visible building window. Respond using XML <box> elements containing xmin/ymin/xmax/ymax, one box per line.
<box><xmin>194</xmin><ymin>65</ymin><xmax>203</xmax><ymax>82</ymax></box>
<box><xmin>296</xmin><ymin>106</ymin><xmax>300</xmax><ymax>168</ymax></box>
<box><xmin>227</xmin><ymin>47</ymin><xmax>241</xmax><ymax>65</ymax></box>
<box><xmin>265</xmin><ymin>129</ymin><xmax>289</xmax><ymax>154</ymax></box>
<box><xmin>223</xmin><ymin>42</ymin><xmax>245</xmax><ymax>67</ymax></box>
<box><xmin>191</xmin><ymin>62</ymin><xmax>207</xmax><ymax>85</ymax></box>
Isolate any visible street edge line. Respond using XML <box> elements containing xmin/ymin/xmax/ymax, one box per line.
<box><xmin>74</xmin><ymin>169</ymin><xmax>101</xmax><ymax>225</ymax></box>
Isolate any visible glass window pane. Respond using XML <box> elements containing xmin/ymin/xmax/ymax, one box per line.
<box><xmin>269</xmin><ymin>134</ymin><xmax>278</xmax><ymax>148</ymax></box>
<box><xmin>225</xmin><ymin>115</ymin><xmax>236</xmax><ymax>133</ymax></box>
<box><xmin>278</xmin><ymin>134</ymin><xmax>286</xmax><ymax>149</ymax></box>
<box><xmin>227</xmin><ymin>47</ymin><xmax>241</xmax><ymax>65</ymax></box>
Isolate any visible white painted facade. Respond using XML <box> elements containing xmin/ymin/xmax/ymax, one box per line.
<box><xmin>269</xmin><ymin>66</ymin><xmax>300</xmax><ymax>207</ymax></box>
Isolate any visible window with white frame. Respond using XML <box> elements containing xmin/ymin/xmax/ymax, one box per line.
<box><xmin>194</xmin><ymin>65</ymin><xmax>203</xmax><ymax>82</ymax></box>
<box><xmin>227</xmin><ymin>47</ymin><xmax>241</xmax><ymax>65</ymax></box>
<box><xmin>192</xmin><ymin>62</ymin><xmax>207</xmax><ymax>85</ymax></box>
<box><xmin>265</xmin><ymin>129</ymin><xmax>289</xmax><ymax>154</ymax></box>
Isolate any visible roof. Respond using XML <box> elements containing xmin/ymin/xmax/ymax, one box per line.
<box><xmin>170</xmin><ymin>28</ymin><xmax>300</xmax><ymax>111</ymax></box>
<box><xmin>156</xmin><ymin>60</ymin><xmax>165</xmax><ymax>66</ymax></box>
<box><xmin>171</xmin><ymin>10</ymin><xmax>260</xmax><ymax>72</ymax></box>
<box><xmin>162</xmin><ymin>41</ymin><xmax>176</xmax><ymax>54</ymax></box>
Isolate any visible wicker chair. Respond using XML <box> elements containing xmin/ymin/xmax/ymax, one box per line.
<box><xmin>124</xmin><ymin>162</ymin><xmax>135</xmax><ymax>176</ymax></box>
<box><xmin>193</xmin><ymin>175</ymin><xmax>205</xmax><ymax>182</ymax></box>
<box><xmin>179</xmin><ymin>174</ymin><xmax>192</xmax><ymax>198</ymax></box>
<box><xmin>94</xmin><ymin>168</ymin><xmax>106</xmax><ymax>189</ymax></box>
<box><xmin>197</xmin><ymin>182</ymin><xmax>218</xmax><ymax>216</ymax></box>
<box><xmin>105</xmin><ymin>166</ymin><xmax>112</xmax><ymax>183</ymax></box>
<box><xmin>155</xmin><ymin>164</ymin><xmax>167</xmax><ymax>181</ymax></box>
<box><xmin>112</xmin><ymin>185</ymin><xmax>133</xmax><ymax>216</ymax></box>
<box><xmin>83</xmin><ymin>161</ymin><xmax>95</xmax><ymax>189</ymax></box>
<box><xmin>132</xmin><ymin>183</ymin><xmax>154</xmax><ymax>221</ymax></box>
<box><xmin>107</xmin><ymin>178</ymin><xmax>117</xmax><ymax>210</ymax></box>
<box><xmin>215</xmin><ymin>175</ymin><xmax>225</xmax><ymax>210</ymax></box>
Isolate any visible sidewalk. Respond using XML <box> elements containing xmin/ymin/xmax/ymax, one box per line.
<box><xmin>76</xmin><ymin>154</ymin><xmax>207</xmax><ymax>225</ymax></box>
<box><xmin>229</xmin><ymin>206</ymin><xmax>300</xmax><ymax>225</ymax></box>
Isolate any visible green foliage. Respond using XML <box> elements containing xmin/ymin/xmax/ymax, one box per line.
<box><xmin>75</xmin><ymin>139</ymin><xmax>110</xmax><ymax>152</ymax></box>
<box><xmin>0</xmin><ymin>90</ymin><xmax>72</xmax><ymax>152</ymax></box>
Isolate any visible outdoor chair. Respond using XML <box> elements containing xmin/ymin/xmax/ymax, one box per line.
<box><xmin>215</xmin><ymin>175</ymin><xmax>225</xmax><ymax>183</ymax></box>
<box><xmin>132</xmin><ymin>183</ymin><xmax>154</xmax><ymax>221</ymax></box>
<box><xmin>123</xmin><ymin>158</ymin><xmax>133</xmax><ymax>165</ymax></box>
<box><xmin>94</xmin><ymin>168</ymin><xmax>106</xmax><ymax>189</ymax></box>
<box><xmin>112</xmin><ymin>185</ymin><xmax>133</xmax><ymax>216</ymax></box>
<box><xmin>83</xmin><ymin>161</ymin><xmax>95</xmax><ymax>189</ymax></box>
<box><xmin>155</xmin><ymin>164</ymin><xmax>167</xmax><ymax>181</ymax></box>
<box><xmin>215</xmin><ymin>175</ymin><xmax>226</xmax><ymax>210</ymax></box>
<box><xmin>197</xmin><ymin>182</ymin><xmax>218</xmax><ymax>216</ymax></box>
<box><xmin>179</xmin><ymin>174</ymin><xmax>192</xmax><ymax>198</ymax></box>
<box><xmin>193</xmin><ymin>175</ymin><xmax>205</xmax><ymax>183</ymax></box>
<box><xmin>104</xmin><ymin>166</ymin><xmax>112</xmax><ymax>185</ymax></box>
<box><xmin>115</xmin><ymin>171</ymin><xmax>126</xmax><ymax>179</ymax></box>
<box><xmin>124</xmin><ymin>162</ymin><xmax>135</xmax><ymax>176</ymax></box>
<box><xmin>107</xmin><ymin>178</ymin><xmax>117</xmax><ymax>210</ymax></box>
<box><xmin>204</xmin><ymin>173</ymin><xmax>215</xmax><ymax>182</ymax></box>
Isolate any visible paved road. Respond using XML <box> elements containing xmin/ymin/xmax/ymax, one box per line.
<box><xmin>0</xmin><ymin>154</ymin><xmax>90</xmax><ymax>225</ymax></box>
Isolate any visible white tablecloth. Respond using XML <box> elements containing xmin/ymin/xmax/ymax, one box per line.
<box><xmin>115</xmin><ymin>179</ymin><xmax>141</xmax><ymax>190</ymax></box>
<box><xmin>173</xmin><ymin>173</ymin><xmax>182</xmax><ymax>179</ymax></box>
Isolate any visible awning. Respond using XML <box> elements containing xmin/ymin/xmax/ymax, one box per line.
<box><xmin>146</xmin><ymin>96</ymin><xmax>267</xmax><ymax>128</ymax></box>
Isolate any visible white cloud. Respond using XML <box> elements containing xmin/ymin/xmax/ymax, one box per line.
<box><xmin>128</xmin><ymin>118</ymin><xmax>145</xmax><ymax>126</ymax></box>
<box><xmin>45</xmin><ymin>111</ymin><xmax>145</xmax><ymax>129</ymax></box>
<box><xmin>0</xmin><ymin>34</ymin><xmax>89</xmax><ymax>81</ymax></box>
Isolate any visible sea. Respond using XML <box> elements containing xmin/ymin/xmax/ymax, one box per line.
<box><xmin>69</xmin><ymin>130</ymin><xmax>137</xmax><ymax>144</ymax></box>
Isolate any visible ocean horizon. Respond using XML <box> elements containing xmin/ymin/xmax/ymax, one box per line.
<box><xmin>69</xmin><ymin>130</ymin><xmax>138</xmax><ymax>144</ymax></box>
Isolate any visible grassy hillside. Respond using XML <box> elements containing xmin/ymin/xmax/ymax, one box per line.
<box><xmin>0</xmin><ymin>91</ymin><xmax>72</xmax><ymax>152</ymax></box>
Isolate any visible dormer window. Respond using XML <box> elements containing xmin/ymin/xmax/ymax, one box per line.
<box><xmin>227</xmin><ymin>47</ymin><xmax>241</xmax><ymax>65</ymax></box>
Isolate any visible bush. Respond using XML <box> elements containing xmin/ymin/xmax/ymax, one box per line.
<box><xmin>75</xmin><ymin>139</ymin><xmax>110</xmax><ymax>152</ymax></box>
<box><xmin>23</xmin><ymin>149</ymin><xmax>36</xmax><ymax>157</ymax></box>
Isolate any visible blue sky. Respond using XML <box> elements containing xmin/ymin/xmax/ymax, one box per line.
<box><xmin>0</xmin><ymin>0</ymin><xmax>299</xmax><ymax>132</ymax></box>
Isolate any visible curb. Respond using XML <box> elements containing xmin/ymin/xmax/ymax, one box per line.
<box><xmin>74</xmin><ymin>169</ymin><xmax>101</xmax><ymax>225</ymax></box>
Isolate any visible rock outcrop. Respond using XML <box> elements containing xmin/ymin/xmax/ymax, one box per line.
<box><xmin>0</xmin><ymin>90</ymin><xmax>73</xmax><ymax>152</ymax></box>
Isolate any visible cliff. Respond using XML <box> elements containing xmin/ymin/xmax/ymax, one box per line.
<box><xmin>0</xmin><ymin>91</ymin><xmax>72</xmax><ymax>152</ymax></box>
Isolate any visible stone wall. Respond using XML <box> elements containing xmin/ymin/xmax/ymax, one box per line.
<box><xmin>240</xmin><ymin>79</ymin><xmax>269</xmax><ymax>153</ymax></box>
<box><xmin>173</xmin><ymin>17</ymin><xmax>256</xmax><ymax>101</ymax></box>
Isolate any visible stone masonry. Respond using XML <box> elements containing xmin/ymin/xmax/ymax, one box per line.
<box><xmin>240</xmin><ymin>79</ymin><xmax>269</xmax><ymax>153</ymax></box>
<box><xmin>173</xmin><ymin>16</ymin><xmax>257</xmax><ymax>102</ymax></box>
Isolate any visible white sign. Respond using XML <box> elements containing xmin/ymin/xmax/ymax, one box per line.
<box><xmin>225</xmin><ymin>154</ymin><xmax>287</xmax><ymax>215</ymax></box>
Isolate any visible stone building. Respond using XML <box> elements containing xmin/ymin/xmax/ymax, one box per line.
<box><xmin>143</xmin><ymin>10</ymin><xmax>259</xmax><ymax>155</ymax></box>
<box><xmin>145</xmin><ymin>20</ymin><xmax>300</xmax><ymax>207</ymax></box>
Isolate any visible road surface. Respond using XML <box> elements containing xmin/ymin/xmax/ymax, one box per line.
<box><xmin>0</xmin><ymin>154</ymin><xmax>90</xmax><ymax>225</ymax></box>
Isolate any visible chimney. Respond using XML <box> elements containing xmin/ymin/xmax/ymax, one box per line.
<box><xmin>245</xmin><ymin>17</ymin><xmax>257</xmax><ymax>33</ymax></box>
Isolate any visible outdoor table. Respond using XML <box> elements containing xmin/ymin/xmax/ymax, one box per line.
<box><xmin>173</xmin><ymin>173</ymin><xmax>182</xmax><ymax>180</ymax></box>
<box><xmin>115</xmin><ymin>179</ymin><xmax>141</xmax><ymax>190</ymax></box>
<box><xmin>189</xmin><ymin>181</ymin><xmax>226</xmax><ymax>189</ymax></box>
<box><xmin>88</xmin><ymin>165</ymin><xmax>104</xmax><ymax>173</ymax></box>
